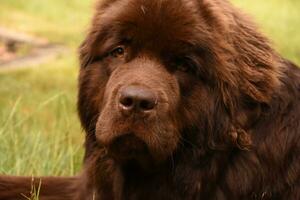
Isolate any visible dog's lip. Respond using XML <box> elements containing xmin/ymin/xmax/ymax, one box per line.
<box><xmin>107</xmin><ymin>133</ymin><xmax>149</xmax><ymax>160</ymax></box>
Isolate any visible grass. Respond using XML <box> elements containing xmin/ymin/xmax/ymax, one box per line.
<box><xmin>0</xmin><ymin>0</ymin><xmax>92</xmax><ymax>47</ymax></box>
<box><xmin>0</xmin><ymin>0</ymin><xmax>299</xmax><ymax>177</ymax></box>
<box><xmin>0</xmin><ymin>57</ymin><xmax>83</xmax><ymax>176</ymax></box>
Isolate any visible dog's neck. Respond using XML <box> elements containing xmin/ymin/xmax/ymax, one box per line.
<box><xmin>85</xmin><ymin>140</ymin><xmax>232</xmax><ymax>200</ymax></box>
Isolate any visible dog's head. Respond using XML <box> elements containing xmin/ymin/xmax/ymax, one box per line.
<box><xmin>78</xmin><ymin>0</ymin><xmax>281</xmax><ymax>167</ymax></box>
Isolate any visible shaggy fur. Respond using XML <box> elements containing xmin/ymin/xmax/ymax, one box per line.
<box><xmin>0</xmin><ymin>0</ymin><xmax>299</xmax><ymax>199</ymax></box>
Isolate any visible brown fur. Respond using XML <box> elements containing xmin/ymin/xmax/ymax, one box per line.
<box><xmin>0</xmin><ymin>176</ymin><xmax>77</xmax><ymax>200</ymax></box>
<box><xmin>1</xmin><ymin>0</ymin><xmax>299</xmax><ymax>199</ymax></box>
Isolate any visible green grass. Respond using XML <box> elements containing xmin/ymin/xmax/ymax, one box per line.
<box><xmin>0</xmin><ymin>0</ymin><xmax>92</xmax><ymax>47</ymax></box>
<box><xmin>0</xmin><ymin>57</ymin><xmax>83</xmax><ymax>176</ymax></box>
<box><xmin>0</xmin><ymin>0</ymin><xmax>93</xmax><ymax>176</ymax></box>
<box><xmin>0</xmin><ymin>0</ymin><xmax>299</xmax><ymax>177</ymax></box>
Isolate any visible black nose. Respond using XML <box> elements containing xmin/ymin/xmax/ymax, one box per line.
<box><xmin>119</xmin><ymin>86</ymin><xmax>157</xmax><ymax>114</ymax></box>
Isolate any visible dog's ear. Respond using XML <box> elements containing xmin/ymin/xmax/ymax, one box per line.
<box><xmin>79</xmin><ymin>0</ymin><xmax>111</xmax><ymax>69</ymax></box>
<box><xmin>195</xmin><ymin>0</ymin><xmax>283</xmax><ymax>150</ymax></box>
<box><xmin>79</xmin><ymin>27</ymin><xmax>107</xmax><ymax>68</ymax></box>
<box><xmin>197</xmin><ymin>0</ymin><xmax>282</xmax><ymax>105</ymax></box>
<box><xmin>79</xmin><ymin>38</ymin><xmax>93</xmax><ymax>68</ymax></box>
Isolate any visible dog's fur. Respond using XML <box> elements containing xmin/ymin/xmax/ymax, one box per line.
<box><xmin>0</xmin><ymin>0</ymin><xmax>299</xmax><ymax>199</ymax></box>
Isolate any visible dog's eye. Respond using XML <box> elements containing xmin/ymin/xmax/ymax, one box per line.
<box><xmin>175</xmin><ymin>59</ymin><xmax>192</xmax><ymax>73</ymax></box>
<box><xmin>177</xmin><ymin>64</ymin><xmax>190</xmax><ymax>72</ymax></box>
<box><xmin>110</xmin><ymin>46</ymin><xmax>125</xmax><ymax>58</ymax></box>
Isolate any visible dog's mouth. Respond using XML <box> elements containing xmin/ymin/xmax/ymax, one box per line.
<box><xmin>107</xmin><ymin>133</ymin><xmax>152</xmax><ymax>164</ymax></box>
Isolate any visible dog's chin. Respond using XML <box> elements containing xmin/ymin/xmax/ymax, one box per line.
<box><xmin>106</xmin><ymin>134</ymin><xmax>160</xmax><ymax>171</ymax></box>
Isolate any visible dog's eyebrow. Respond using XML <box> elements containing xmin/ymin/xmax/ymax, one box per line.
<box><xmin>96</xmin><ymin>36</ymin><xmax>120</xmax><ymax>56</ymax></box>
<box><xmin>168</xmin><ymin>40</ymin><xmax>207</xmax><ymax>57</ymax></box>
<box><xmin>90</xmin><ymin>22</ymin><xmax>124</xmax><ymax>55</ymax></box>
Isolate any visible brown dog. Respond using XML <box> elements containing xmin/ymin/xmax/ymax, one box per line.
<box><xmin>1</xmin><ymin>0</ymin><xmax>300</xmax><ymax>199</ymax></box>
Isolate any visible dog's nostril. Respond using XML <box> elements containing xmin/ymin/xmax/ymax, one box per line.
<box><xmin>120</xmin><ymin>97</ymin><xmax>134</xmax><ymax>108</ymax></box>
<box><xmin>119</xmin><ymin>86</ymin><xmax>157</xmax><ymax>113</ymax></box>
<box><xmin>140</xmin><ymin>99</ymin><xmax>155</xmax><ymax>111</ymax></box>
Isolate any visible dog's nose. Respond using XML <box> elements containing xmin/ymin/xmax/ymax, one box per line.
<box><xmin>119</xmin><ymin>86</ymin><xmax>157</xmax><ymax>114</ymax></box>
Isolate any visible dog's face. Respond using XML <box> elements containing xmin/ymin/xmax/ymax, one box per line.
<box><xmin>79</xmin><ymin>0</ymin><xmax>211</xmax><ymax>166</ymax></box>
<box><xmin>78</xmin><ymin>0</ymin><xmax>280</xmax><ymax>167</ymax></box>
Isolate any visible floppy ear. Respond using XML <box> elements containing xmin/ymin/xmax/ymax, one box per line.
<box><xmin>198</xmin><ymin>0</ymin><xmax>282</xmax><ymax>105</ymax></box>
<box><xmin>196</xmin><ymin>0</ymin><xmax>283</xmax><ymax>149</ymax></box>
<box><xmin>79</xmin><ymin>0</ymin><xmax>110</xmax><ymax>69</ymax></box>
<box><xmin>79</xmin><ymin>27</ymin><xmax>106</xmax><ymax>68</ymax></box>
<box><xmin>78</xmin><ymin>22</ymin><xmax>109</xmax><ymax>160</ymax></box>
<box><xmin>79</xmin><ymin>38</ymin><xmax>93</xmax><ymax>68</ymax></box>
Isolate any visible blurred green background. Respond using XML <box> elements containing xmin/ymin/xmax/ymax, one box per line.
<box><xmin>0</xmin><ymin>0</ymin><xmax>299</xmax><ymax>176</ymax></box>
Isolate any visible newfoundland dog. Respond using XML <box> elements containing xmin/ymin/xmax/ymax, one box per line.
<box><xmin>1</xmin><ymin>0</ymin><xmax>299</xmax><ymax>199</ymax></box>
